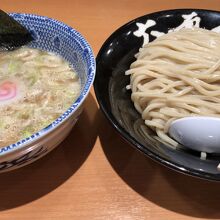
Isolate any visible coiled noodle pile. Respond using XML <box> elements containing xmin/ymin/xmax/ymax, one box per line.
<box><xmin>126</xmin><ymin>28</ymin><xmax>220</xmax><ymax>147</ymax></box>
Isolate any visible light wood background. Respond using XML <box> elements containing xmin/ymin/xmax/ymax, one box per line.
<box><xmin>1</xmin><ymin>1</ymin><xmax>220</xmax><ymax>219</ymax></box>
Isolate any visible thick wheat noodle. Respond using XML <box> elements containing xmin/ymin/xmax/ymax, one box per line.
<box><xmin>126</xmin><ymin>28</ymin><xmax>220</xmax><ymax>147</ymax></box>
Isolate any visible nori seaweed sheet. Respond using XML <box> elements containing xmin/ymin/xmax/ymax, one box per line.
<box><xmin>0</xmin><ymin>9</ymin><xmax>33</xmax><ymax>50</ymax></box>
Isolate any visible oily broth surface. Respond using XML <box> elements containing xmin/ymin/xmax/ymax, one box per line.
<box><xmin>0</xmin><ymin>46</ymin><xmax>80</xmax><ymax>147</ymax></box>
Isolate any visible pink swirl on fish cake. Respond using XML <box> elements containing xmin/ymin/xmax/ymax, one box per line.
<box><xmin>0</xmin><ymin>81</ymin><xmax>17</xmax><ymax>101</ymax></box>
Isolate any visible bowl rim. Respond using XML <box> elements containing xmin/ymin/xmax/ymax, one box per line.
<box><xmin>94</xmin><ymin>8</ymin><xmax>220</xmax><ymax>181</ymax></box>
<box><xmin>0</xmin><ymin>12</ymin><xmax>96</xmax><ymax>156</ymax></box>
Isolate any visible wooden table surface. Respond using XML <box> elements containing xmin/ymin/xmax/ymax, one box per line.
<box><xmin>1</xmin><ymin>1</ymin><xmax>220</xmax><ymax>219</ymax></box>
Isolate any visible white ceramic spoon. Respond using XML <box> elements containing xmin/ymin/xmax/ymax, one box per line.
<box><xmin>169</xmin><ymin>116</ymin><xmax>220</xmax><ymax>153</ymax></box>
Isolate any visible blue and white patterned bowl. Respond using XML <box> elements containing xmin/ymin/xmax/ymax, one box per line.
<box><xmin>0</xmin><ymin>13</ymin><xmax>95</xmax><ymax>172</ymax></box>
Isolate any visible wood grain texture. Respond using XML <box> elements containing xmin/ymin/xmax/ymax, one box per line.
<box><xmin>1</xmin><ymin>1</ymin><xmax>220</xmax><ymax>219</ymax></box>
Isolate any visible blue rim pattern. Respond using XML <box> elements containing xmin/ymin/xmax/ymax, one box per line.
<box><xmin>0</xmin><ymin>13</ymin><xmax>96</xmax><ymax>156</ymax></box>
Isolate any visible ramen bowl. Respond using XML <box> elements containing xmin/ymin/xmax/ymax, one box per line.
<box><xmin>0</xmin><ymin>13</ymin><xmax>95</xmax><ymax>172</ymax></box>
<box><xmin>94</xmin><ymin>9</ymin><xmax>220</xmax><ymax>181</ymax></box>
